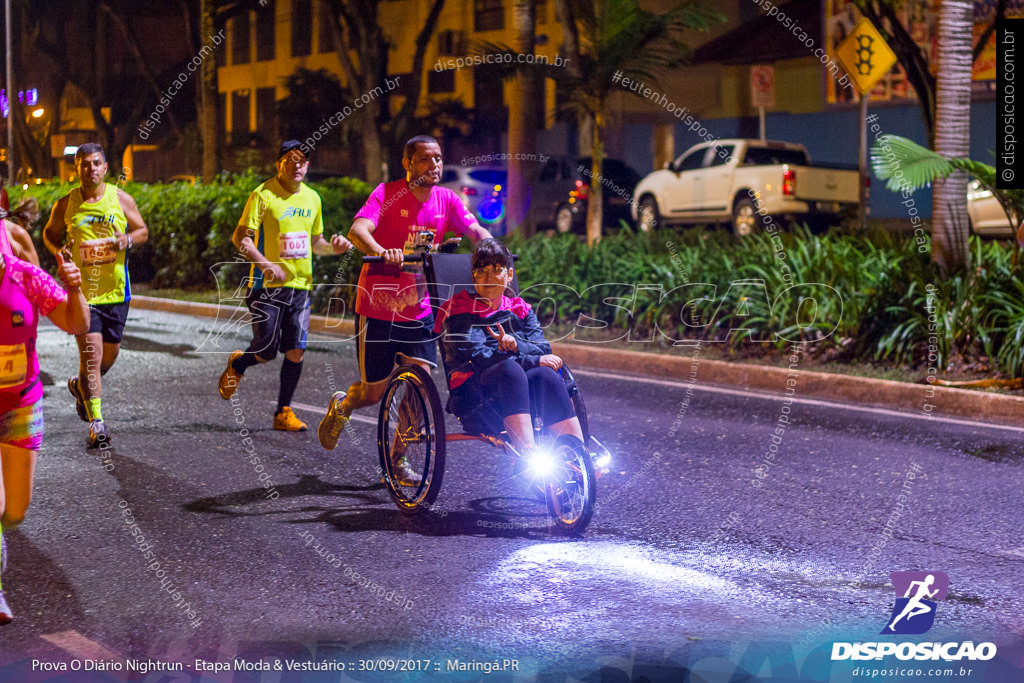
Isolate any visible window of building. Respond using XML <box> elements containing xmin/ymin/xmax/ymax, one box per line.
<box><xmin>317</xmin><ymin>0</ymin><xmax>334</xmax><ymax>53</ymax></box>
<box><xmin>257</xmin><ymin>0</ymin><xmax>275</xmax><ymax>61</ymax></box>
<box><xmin>256</xmin><ymin>88</ymin><xmax>277</xmax><ymax>139</ymax></box>
<box><xmin>292</xmin><ymin>0</ymin><xmax>312</xmax><ymax>57</ymax></box>
<box><xmin>473</xmin><ymin>66</ymin><xmax>506</xmax><ymax>132</ymax></box>
<box><xmin>231</xmin><ymin>13</ymin><xmax>250</xmax><ymax>65</ymax></box>
<box><xmin>231</xmin><ymin>90</ymin><xmax>251</xmax><ymax>145</ymax></box>
<box><xmin>218</xmin><ymin>93</ymin><xmax>226</xmax><ymax>140</ymax></box>
<box><xmin>474</xmin><ymin>0</ymin><xmax>503</xmax><ymax>32</ymax></box>
<box><xmin>428</xmin><ymin>69</ymin><xmax>455</xmax><ymax>94</ymax></box>
<box><xmin>437</xmin><ymin>30</ymin><xmax>461</xmax><ymax>56</ymax></box>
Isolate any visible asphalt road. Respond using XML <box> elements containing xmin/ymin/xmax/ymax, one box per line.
<box><xmin>0</xmin><ymin>307</ymin><xmax>1021</xmax><ymax>682</ymax></box>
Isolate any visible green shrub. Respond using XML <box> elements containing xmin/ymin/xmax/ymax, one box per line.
<box><xmin>13</xmin><ymin>172</ymin><xmax>372</xmax><ymax>292</ymax></box>
<box><xmin>510</xmin><ymin>226</ymin><xmax>1024</xmax><ymax>377</ymax></box>
<box><xmin>14</xmin><ymin>176</ymin><xmax>1024</xmax><ymax>379</ymax></box>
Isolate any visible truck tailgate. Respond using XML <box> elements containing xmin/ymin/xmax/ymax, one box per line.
<box><xmin>792</xmin><ymin>166</ymin><xmax>859</xmax><ymax>203</ymax></box>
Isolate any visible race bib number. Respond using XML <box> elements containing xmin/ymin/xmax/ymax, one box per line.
<box><xmin>0</xmin><ymin>343</ymin><xmax>28</xmax><ymax>388</ymax></box>
<box><xmin>278</xmin><ymin>231</ymin><xmax>310</xmax><ymax>260</ymax></box>
<box><xmin>80</xmin><ymin>238</ymin><xmax>117</xmax><ymax>267</ymax></box>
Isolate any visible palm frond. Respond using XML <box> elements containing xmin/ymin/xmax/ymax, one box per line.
<box><xmin>870</xmin><ymin>135</ymin><xmax>953</xmax><ymax>192</ymax></box>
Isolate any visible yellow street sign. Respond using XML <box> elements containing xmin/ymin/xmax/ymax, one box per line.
<box><xmin>835</xmin><ymin>17</ymin><xmax>898</xmax><ymax>95</ymax></box>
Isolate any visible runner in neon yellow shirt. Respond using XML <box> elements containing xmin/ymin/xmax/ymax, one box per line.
<box><xmin>218</xmin><ymin>140</ymin><xmax>353</xmax><ymax>431</ymax></box>
<box><xmin>43</xmin><ymin>143</ymin><xmax>149</xmax><ymax>448</ymax></box>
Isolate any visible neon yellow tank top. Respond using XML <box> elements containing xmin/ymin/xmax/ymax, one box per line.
<box><xmin>64</xmin><ymin>183</ymin><xmax>130</xmax><ymax>305</ymax></box>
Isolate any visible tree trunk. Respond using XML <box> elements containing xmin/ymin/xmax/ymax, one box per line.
<box><xmin>200</xmin><ymin>0</ymin><xmax>219</xmax><ymax>183</ymax></box>
<box><xmin>361</xmin><ymin>98</ymin><xmax>385</xmax><ymax>184</ymax></box>
<box><xmin>586</xmin><ymin>111</ymin><xmax>604</xmax><ymax>246</ymax></box>
<box><xmin>507</xmin><ymin>0</ymin><xmax>537</xmax><ymax>237</ymax></box>
<box><xmin>931</xmin><ymin>0</ymin><xmax>973</xmax><ymax>272</ymax></box>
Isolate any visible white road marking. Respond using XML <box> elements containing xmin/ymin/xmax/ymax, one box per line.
<box><xmin>286</xmin><ymin>401</ymin><xmax>376</xmax><ymax>425</ymax></box>
<box><xmin>573</xmin><ymin>369</ymin><xmax>1024</xmax><ymax>435</ymax></box>
<box><xmin>41</xmin><ymin>630</ymin><xmax>125</xmax><ymax>662</ymax></box>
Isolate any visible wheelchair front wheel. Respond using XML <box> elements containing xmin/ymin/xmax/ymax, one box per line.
<box><xmin>545</xmin><ymin>435</ymin><xmax>597</xmax><ymax>534</ymax></box>
<box><xmin>378</xmin><ymin>364</ymin><xmax>446</xmax><ymax>514</ymax></box>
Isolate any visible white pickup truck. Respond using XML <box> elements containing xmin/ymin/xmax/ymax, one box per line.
<box><xmin>630</xmin><ymin>139</ymin><xmax>860</xmax><ymax>235</ymax></box>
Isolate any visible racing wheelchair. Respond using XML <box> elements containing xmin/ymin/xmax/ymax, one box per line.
<box><xmin>363</xmin><ymin>251</ymin><xmax>610</xmax><ymax>534</ymax></box>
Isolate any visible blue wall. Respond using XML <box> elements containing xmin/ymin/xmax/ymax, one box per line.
<box><xmin>621</xmin><ymin>101</ymin><xmax>996</xmax><ymax>219</ymax></box>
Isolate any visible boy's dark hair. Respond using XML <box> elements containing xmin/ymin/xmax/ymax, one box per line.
<box><xmin>74</xmin><ymin>143</ymin><xmax>106</xmax><ymax>163</ymax></box>
<box><xmin>472</xmin><ymin>238</ymin><xmax>513</xmax><ymax>270</ymax></box>
<box><xmin>403</xmin><ymin>135</ymin><xmax>439</xmax><ymax>161</ymax></box>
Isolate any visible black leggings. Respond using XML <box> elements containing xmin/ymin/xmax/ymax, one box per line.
<box><xmin>477</xmin><ymin>359</ymin><xmax>575</xmax><ymax>426</ymax></box>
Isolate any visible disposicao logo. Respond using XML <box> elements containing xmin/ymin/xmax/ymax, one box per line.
<box><xmin>882</xmin><ymin>570</ymin><xmax>948</xmax><ymax>635</ymax></box>
<box><xmin>831</xmin><ymin>571</ymin><xmax>997</xmax><ymax>662</ymax></box>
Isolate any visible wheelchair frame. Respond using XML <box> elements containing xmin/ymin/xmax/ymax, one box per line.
<box><xmin>367</xmin><ymin>252</ymin><xmax>603</xmax><ymax>534</ymax></box>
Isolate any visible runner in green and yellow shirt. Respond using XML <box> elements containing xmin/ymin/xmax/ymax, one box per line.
<box><xmin>43</xmin><ymin>143</ymin><xmax>149</xmax><ymax>448</ymax></box>
<box><xmin>218</xmin><ymin>140</ymin><xmax>353</xmax><ymax>431</ymax></box>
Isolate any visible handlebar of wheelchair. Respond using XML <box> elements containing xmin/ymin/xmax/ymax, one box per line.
<box><xmin>361</xmin><ymin>253</ymin><xmax>519</xmax><ymax>263</ymax></box>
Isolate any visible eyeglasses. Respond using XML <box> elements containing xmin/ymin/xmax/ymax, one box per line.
<box><xmin>472</xmin><ymin>264</ymin><xmax>509</xmax><ymax>278</ymax></box>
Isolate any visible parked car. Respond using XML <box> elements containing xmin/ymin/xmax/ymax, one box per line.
<box><xmin>630</xmin><ymin>139</ymin><xmax>860</xmax><ymax>234</ymax></box>
<box><xmin>967</xmin><ymin>179</ymin><xmax>1017</xmax><ymax>238</ymax></box>
<box><xmin>532</xmin><ymin>156</ymin><xmax>641</xmax><ymax>233</ymax></box>
<box><xmin>439</xmin><ymin>165</ymin><xmax>507</xmax><ymax>232</ymax></box>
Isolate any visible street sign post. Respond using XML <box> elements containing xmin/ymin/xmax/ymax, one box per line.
<box><xmin>836</xmin><ymin>18</ymin><xmax>898</xmax><ymax>232</ymax></box>
<box><xmin>750</xmin><ymin>65</ymin><xmax>775</xmax><ymax>142</ymax></box>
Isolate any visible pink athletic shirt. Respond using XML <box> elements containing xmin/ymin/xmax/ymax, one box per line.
<box><xmin>0</xmin><ymin>256</ymin><xmax>67</xmax><ymax>403</ymax></box>
<box><xmin>354</xmin><ymin>180</ymin><xmax>477</xmax><ymax>321</ymax></box>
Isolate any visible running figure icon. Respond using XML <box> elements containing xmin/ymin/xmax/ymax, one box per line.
<box><xmin>881</xmin><ymin>571</ymin><xmax>949</xmax><ymax>635</ymax></box>
<box><xmin>888</xmin><ymin>575</ymin><xmax>938</xmax><ymax>631</ymax></box>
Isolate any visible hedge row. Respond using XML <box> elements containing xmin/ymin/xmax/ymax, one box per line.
<box><xmin>14</xmin><ymin>175</ymin><xmax>1023</xmax><ymax>377</ymax></box>
<box><xmin>13</xmin><ymin>172</ymin><xmax>372</xmax><ymax>290</ymax></box>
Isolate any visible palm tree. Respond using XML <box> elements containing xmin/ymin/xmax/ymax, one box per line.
<box><xmin>553</xmin><ymin>0</ymin><xmax>721</xmax><ymax>245</ymax></box>
<box><xmin>871</xmin><ymin>135</ymin><xmax>1024</xmax><ymax>258</ymax></box>
<box><xmin>930</xmin><ymin>0</ymin><xmax>974</xmax><ymax>272</ymax></box>
<box><xmin>507</xmin><ymin>0</ymin><xmax>540</xmax><ymax>236</ymax></box>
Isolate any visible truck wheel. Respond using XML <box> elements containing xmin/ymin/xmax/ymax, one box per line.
<box><xmin>638</xmin><ymin>196</ymin><xmax>660</xmax><ymax>232</ymax></box>
<box><xmin>555</xmin><ymin>204</ymin><xmax>575</xmax><ymax>233</ymax></box>
<box><xmin>732</xmin><ymin>198</ymin><xmax>761</xmax><ymax>236</ymax></box>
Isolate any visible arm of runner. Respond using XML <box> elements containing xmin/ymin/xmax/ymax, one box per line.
<box><xmin>5</xmin><ymin>221</ymin><xmax>40</xmax><ymax>266</ymax></box>
<box><xmin>116</xmin><ymin>189</ymin><xmax>149</xmax><ymax>251</ymax></box>
<box><xmin>232</xmin><ymin>223</ymin><xmax>287</xmax><ymax>282</ymax></box>
<box><xmin>348</xmin><ymin>217</ymin><xmax>403</xmax><ymax>265</ymax></box>
<box><xmin>312</xmin><ymin>233</ymin><xmax>353</xmax><ymax>255</ymax></box>
<box><xmin>42</xmin><ymin>196</ymin><xmax>69</xmax><ymax>256</ymax></box>
<box><xmin>464</xmin><ymin>222</ymin><xmax>493</xmax><ymax>244</ymax></box>
<box><xmin>443</xmin><ymin>191</ymin><xmax>492</xmax><ymax>244</ymax></box>
<box><xmin>45</xmin><ymin>252</ymin><xmax>90</xmax><ymax>335</ymax></box>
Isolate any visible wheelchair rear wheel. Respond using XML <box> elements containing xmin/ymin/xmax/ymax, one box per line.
<box><xmin>545</xmin><ymin>435</ymin><xmax>596</xmax><ymax>534</ymax></box>
<box><xmin>378</xmin><ymin>364</ymin><xmax>446</xmax><ymax>514</ymax></box>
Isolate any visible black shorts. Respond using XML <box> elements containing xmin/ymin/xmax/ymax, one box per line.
<box><xmin>88</xmin><ymin>301</ymin><xmax>131</xmax><ymax>344</ymax></box>
<box><xmin>245</xmin><ymin>287</ymin><xmax>311</xmax><ymax>359</ymax></box>
<box><xmin>356</xmin><ymin>313</ymin><xmax>438</xmax><ymax>385</ymax></box>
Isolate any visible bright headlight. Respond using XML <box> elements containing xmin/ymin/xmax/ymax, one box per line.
<box><xmin>528</xmin><ymin>448</ymin><xmax>556</xmax><ymax>476</ymax></box>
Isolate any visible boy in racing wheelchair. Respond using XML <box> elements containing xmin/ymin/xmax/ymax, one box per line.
<box><xmin>433</xmin><ymin>239</ymin><xmax>585</xmax><ymax>453</ymax></box>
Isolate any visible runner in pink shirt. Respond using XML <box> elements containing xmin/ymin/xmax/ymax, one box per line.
<box><xmin>318</xmin><ymin>136</ymin><xmax>492</xmax><ymax>480</ymax></box>
<box><xmin>0</xmin><ymin>233</ymin><xmax>89</xmax><ymax>624</ymax></box>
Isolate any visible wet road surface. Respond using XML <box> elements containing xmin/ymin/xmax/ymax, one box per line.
<box><xmin>1</xmin><ymin>308</ymin><xmax>1021</xmax><ymax>681</ymax></box>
